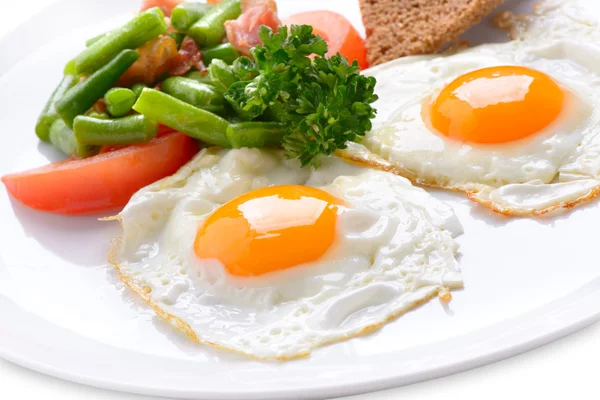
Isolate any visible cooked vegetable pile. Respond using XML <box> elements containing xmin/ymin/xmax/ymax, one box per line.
<box><xmin>35</xmin><ymin>0</ymin><xmax>377</xmax><ymax>167</ymax></box>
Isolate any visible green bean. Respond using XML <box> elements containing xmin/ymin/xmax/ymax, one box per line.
<box><xmin>187</xmin><ymin>0</ymin><xmax>241</xmax><ymax>47</ymax></box>
<box><xmin>63</xmin><ymin>60</ymin><xmax>76</xmax><ymax>75</ymax></box>
<box><xmin>161</xmin><ymin>77</ymin><xmax>224</xmax><ymax>113</ymax></box>
<box><xmin>171</xmin><ymin>2</ymin><xmax>212</xmax><ymax>32</ymax></box>
<box><xmin>201</xmin><ymin>43</ymin><xmax>240</xmax><ymax>65</ymax></box>
<box><xmin>168</xmin><ymin>32</ymin><xmax>186</xmax><ymax>48</ymax></box>
<box><xmin>73</xmin><ymin>7</ymin><xmax>167</xmax><ymax>75</ymax></box>
<box><xmin>56</xmin><ymin>49</ymin><xmax>139</xmax><ymax>128</ymax></box>
<box><xmin>226</xmin><ymin>122</ymin><xmax>285</xmax><ymax>149</ymax></box>
<box><xmin>49</xmin><ymin>119</ymin><xmax>98</xmax><ymax>158</ymax></box>
<box><xmin>131</xmin><ymin>82</ymin><xmax>149</xmax><ymax>98</ymax></box>
<box><xmin>85</xmin><ymin>32</ymin><xmax>107</xmax><ymax>47</ymax></box>
<box><xmin>133</xmin><ymin>88</ymin><xmax>230</xmax><ymax>147</ymax></box>
<box><xmin>185</xmin><ymin>70</ymin><xmax>214</xmax><ymax>85</ymax></box>
<box><xmin>104</xmin><ymin>87</ymin><xmax>136</xmax><ymax>117</ymax></box>
<box><xmin>35</xmin><ymin>74</ymin><xmax>78</xmax><ymax>142</ymax></box>
<box><xmin>74</xmin><ymin>114</ymin><xmax>158</xmax><ymax>145</ymax></box>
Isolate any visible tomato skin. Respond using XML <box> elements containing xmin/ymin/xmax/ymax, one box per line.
<box><xmin>139</xmin><ymin>0</ymin><xmax>183</xmax><ymax>16</ymax></box>
<box><xmin>285</xmin><ymin>11</ymin><xmax>368</xmax><ymax>70</ymax></box>
<box><xmin>2</xmin><ymin>133</ymin><xmax>198</xmax><ymax>214</ymax></box>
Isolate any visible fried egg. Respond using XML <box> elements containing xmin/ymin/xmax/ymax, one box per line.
<box><xmin>347</xmin><ymin>0</ymin><xmax>600</xmax><ymax>216</ymax></box>
<box><xmin>110</xmin><ymin>148</ymin><xmax>462</xmax><ymax>360</ymax></box>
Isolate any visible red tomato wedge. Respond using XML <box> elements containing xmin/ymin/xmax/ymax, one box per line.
<box><xmin>2</xmin><ymin>132</ymin><xmax>198</xmax><ymax>214</ymax></box>
<box><xmin>140</xmin><ymin>0</ymin><xmax>183</xmax><ymax>16</ymax></box>
<box><xmin>285</xmin><ymin>11</ymin><xmax>368</xmax><ymax>70</ymax></box>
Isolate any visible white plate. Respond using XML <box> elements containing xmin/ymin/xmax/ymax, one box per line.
<box><xmin>1</xmin><ymin>0</ymin><xmax>600</xmax><ymax>399</ymax></box>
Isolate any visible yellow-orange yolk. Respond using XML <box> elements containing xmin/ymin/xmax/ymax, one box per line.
<box><xmin>428</xmin><ymin>66</ymin><xmax>565</xmax><ymax>144</ymax></box>
<box><xmin>194</xmin><ymin>185</ymin><xmax>344</xmax><ymax>277</ymax></box>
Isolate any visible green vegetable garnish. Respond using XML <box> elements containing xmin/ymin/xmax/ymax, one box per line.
<box><xmin>222</xmin><ymin>24</ymin><xmax>378</xmax><ymax>167</ymax></box>
<box><xmin>104</xmin><ymin>87</ymin><xmax>136</xmax><ymax>117</ymax></box>
<box><xmin>133</xmin><ymin>88</ymin><xmax>231</xmax><ymax>148</ymax></box>
<box><xmin>74</xmin><ymin>114</ymin><xmax>158</xmax><ymax>146</ymax></box>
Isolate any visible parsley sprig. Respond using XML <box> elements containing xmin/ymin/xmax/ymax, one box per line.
<box><xmin>222</xmin><ymin>25</ymin><xmax>378</xmax><ymax>167</ymax></box>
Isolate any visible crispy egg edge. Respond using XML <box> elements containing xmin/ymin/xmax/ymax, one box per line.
<box><xmin>103</xmin><ymin>148</ymin><xmax>458</xmax><ymax>361</ymax></box>
<box><xmin>108</xmin><ymin>227</ymin><xmax>455</xmax><ymax>361</ymax></box>
<box><xmin>354</xmin><ymin>0</ymin><xmax>600</xmax><ymax>217</ymax></box>
<box><xmin>336</xmin><ymin>149</ymin><xmax>600</xmax><ymax>217</ymax></box>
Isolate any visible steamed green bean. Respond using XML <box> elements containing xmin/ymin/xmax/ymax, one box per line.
<box><xmin>161</xmin><ymin>77</ymin><xmax>224</xmax><ymax>113</ymax></box>
<box><xmin>104</xmin><ymin>87</ymin><xmax>136</xmax><ymax>117</ymax></box>
<box><xmin>226</xmin><ymin>122</ymin><xmax>285</xmax><ymax>149</ymax></box>
<box><xmin>85</xmin><ymin>32</ymin><xmax>108</xmax><ymax>48</ymax></box>
<box><xmin>171</xmin><ymin>2</ymin><xmax>212</xmax><ymax>32</ymax></box>
<box><xmin>73</xmin><ymin>7</ymin><xmax>166</xmax><ymax>75</ymax></box>
<box><xmin>74</xmin><ymin>114</ymin><xmax>158</xmax><ymax>145</ymax></box>
<box><xmin>49</xmin><ymin>119</ymin><xmax>98</xmax><ymax>158</ymax></box>
<box><xmin>185</xmin><ymin>70</ymin><xmax>214</xmax><ymax>85</ymax></box>
<box><xmin>187</xmin><ymin>0</ymin><xmax>241</xmax><ymax>47</ymax></box>
<box><xmin>56</xmin><ymin>49</ymin><xmax>139</xmax><ymax>128</ymax></box>
<box><xmin>133</xmin><ymin>88</ymin><xmax>230</xmax><ymax>147</ymax></box>
<box><xmin>35</xmin><ymin>74</ymin><xmax>78</xmax><ymax>142</ymax></box>
<box><xmin>201</xmin><ymin>43</ymin><xmax>240</xmax><ymax>65</ymax></box>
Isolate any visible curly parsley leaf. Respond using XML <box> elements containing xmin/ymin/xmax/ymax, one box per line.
<box><xmin>224</xmin><ymin>24</ymin><xmax>377</xmax><ymax>167</ymax></box>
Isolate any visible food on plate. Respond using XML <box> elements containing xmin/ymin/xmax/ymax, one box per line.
<box><xmin>188</xmin><ymin>0</ymin><xmax>243</xmax><ymax>46</ymax></box>
<box><xmin>200</xmin><ymin>42</ymin><xmax>240</xmax><ymax>65</ymax></box>
<box><xmin>110</xmin><ymin>148</ymin><xmax>463</xmax><ymax>359</ymax></box>
<box><xmin>35</xmin><ymin>74</ymin><xmax>78</xmax><ymax>142</ymax></box>
<box><xmin>58</xmin><ymin>49</ymin><xmax>140</xmax><ymax>126</ymax></box>
<box><xmin>209</xmin><ymin>24</ymin><xmax>377</xmax><ymax>165</ymax></box>
<box><xmin>345</xmin><ymin>0</ymin><xmax>600</xmax><ymax>216</ymax></box>
<box><xmin>171</xmin><ymin>2</ymin><xmax>212</xmax><ymax>31</ymax></box>
<box><xmin>3</xmin><ymin>0</ymin><xmax>375</xmax><ymax>214</ymax></box>
<box><xmin>1</xmin><ymin>133</ymin><xmax>198</xmax><ymax>214</ymax></box>
<box><xmin>359</xmin><ymin>0</ymin><xmax>504</xmax><ymax>66</ymax></box>
<box><xmin>139</xmin><ymin>0</ymin><xmax>183</xmax><ymax>16</ymax></box>
<box><xmin>49</xmin><ymin>119</ymin><xmax>98</xmax><ymax>159</ymax></box>
<box><xmin>127</xmin><ymin>23</ymin><xmax>377</xmax><ymax>165</ymax></box>
<box><xmin>224</xmin><ymin>0</ymin><xmax>280</xmax><ymax>55</ymax></box>
<box><xmin>74</xmin><ymin>114</ymin><xmax>158</xmax><ymax>146</ymax></box>
<box><xmin>284</xmin><ymin>10</ymin><xmax>368</xmax><ymax>69</ymax></box>
<box><xmin>104</xmin><ymin>87</ymin><xmax>137</xmax><ymax>117</ymax></box>
<box><xmin>74</xmin><ymin>8</ymin><xmax>168</xmax><ymax>76</ymax></box>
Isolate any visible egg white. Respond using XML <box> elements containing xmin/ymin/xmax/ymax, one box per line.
<box><xmin>111</xmin><ymin>148</ymin><xmax>462</xmax><ymax>360</ymax></box>
<box><xmin>347</xmin><ymin>0</ymin><xmax>600</xmax><ymax>216</ymax></box>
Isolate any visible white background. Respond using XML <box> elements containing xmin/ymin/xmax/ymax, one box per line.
<box><xmin>1</xmin><ymin>1</ymin><xmax>600</xmax><ymax>399</ymax></box>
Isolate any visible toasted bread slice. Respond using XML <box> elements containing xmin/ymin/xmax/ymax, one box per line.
<box><xmin>360</xmin><ymin>0</ymin><xmax>504</xmax><ymax>66</ymax></box>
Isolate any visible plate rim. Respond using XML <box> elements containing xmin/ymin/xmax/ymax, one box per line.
<box><xmin>2</xmin><ymin>278</ymin><xmax>599</xmax><ymax>399</ymax></box>
<box><xmin>2</xmin><ymin>0</ymin><xmax>600</xmax><ymax>398</ymax></box>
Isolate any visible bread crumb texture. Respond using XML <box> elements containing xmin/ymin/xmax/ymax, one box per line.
<box><xmin>360</xmin><ymin>0</ymin><xmax>504</xmax><ymax>65</ymax></box>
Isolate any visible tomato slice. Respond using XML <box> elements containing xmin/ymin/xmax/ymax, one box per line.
<box><xmin>139</xmin><ymin>0</ymin><xmax>183</xmax><ymax>16</ymax></box>
<box><xmin>285</xmin><ymin>11</ymin><xmax>368</xmax><ymax>70</ymax></box>
<box><xmin>2</xmin><ymin>132</ymin><xmax>198</xmax><ymax>214</ymax></box>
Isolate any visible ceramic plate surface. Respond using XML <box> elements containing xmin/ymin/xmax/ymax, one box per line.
<box><xmin>1</xmin><ymin>0</ymin><xmax>600</xmax><ymax>399</ymax></box>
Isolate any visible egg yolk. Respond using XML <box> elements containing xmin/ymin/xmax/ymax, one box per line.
<box><xmin>194</xmin><ymin>185</ymin><xmax>344</xmax><ymax>277</ymax></box>
<box><xmin>429</xmin><ymin>66</ymin><xmax>564</xmax><ymax>144</ymax></box>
